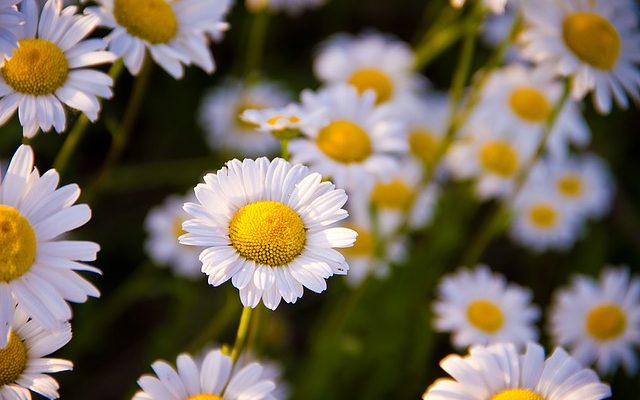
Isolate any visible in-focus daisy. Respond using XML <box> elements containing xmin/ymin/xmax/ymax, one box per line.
<box><xmin>289</xmin><ymin>84</ymin><xmax>407</xmax><ymax>191</ymax></box>
<box><xmin>145</xmin><ymin>193</ymin><xmax>202</xmax><ymax>279</ymax></box>
<box><xmin>86</xmin><ymin>0</ymin><xmax>232</xmax><ymax>78</ymax></box>
<box><xmin>0</xmin><ymin>0</ymin><xmax>116</xmax><ymax>138</ymax></box>
<box><xmin>450</xmin><ymin>0</ymin><xmax>509</xmax><ymax>14</ymax></box>
<box><xmin>0</xmin><ymin>0</ymin><xmax>22</xmax><ymax>58</ymax></box>
<box><xmin>0</xmin><ymin>310</ymin><xmax>72</xmax><ymax>400</ymax></box>
<box><xmin>133</xmin><ymin>348</ymin><xmax>279</xmax><ymax>400</ymax></box>
<box><xmin>0</xmin><ymin>145</ymin><xmax>100</xmax><ymax>346</ymax></box>
<box><xmin>199</xmin><ymin>79</ymin><xmax>289</xmax><ymax>156</ymax></box>
<box><xmin>241</xmin><ymin>103</ymin><xmax>326</xmax><ymax>141</ymax></box>
<box><xmin>266</xmin><ymin>0</ymin><xmax>326</xmax><ymax>15</ymax></box>
<box><xmin>520</xmin><ymin>0</ymin><xmax>640</xmax><ymax>113</ymax></box>
<box><xmin>550</xmin><ymin>267</ymin><xmax>640</xmax><ymax>375</ymax></box>
<box><xmin>472</xmin><ymin>64</ymin><xmax>589</xmax><ymax>157</ymax></box>
<box><xmin>180</xmin><ymin>157</ymin><xmax>356</xmax><ymax>310</ymax></box>
<box><xmin>423</xmin><ymin>342</ymin><xmax>611</xmax><ymax>400</ymax></box>
<box><xmin>433</xmin><ymin>265</ymin><xmax>539</xmax><ymax>349</ymax></box>
<box><xmin>314</xmin><ymin>32</ymin><xmax>422</xmax><ymax>104</ymax></box>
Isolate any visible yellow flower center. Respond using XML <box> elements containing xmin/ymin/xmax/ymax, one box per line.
<box><xmin>371</xmin><ymin>179</ymin><xmax>414</xmax><ymax>210</ymax></box>
<box><xmin>0</xmin><ymin>331</ymin><xmax>28</xmax><ymax>386</ymax></box>
<box><xmin>316</xmin><ymin>120</ymin><xmax>373</xmax><ymax>164</ymax></box>
<box><xmin>267</xmin><ymin>115</ymin><xmax>300</xmax><ymax>126</ymax></box>
<box><xmin>187</xmin><ymin>395</ymin><xmax>223</xmax><ymax>400</ymax></box>
<box><xmin>229</xmin><ymin>200</ymin><xmax>306</xmax><ymax>267</ymax></box>
<box><xmin>562</xmin><ymin>12</ymin><xmax>621</xmax><ymax>70</ymax></box>
<box><xmin>409</xmin><ymin>129</ymin><xmax>440</xmax><ymax>164</ymax></box>
<box><xmin>478</xmin><ymin>141</ymin><xmax>519</xmax><ymax>177</ymax></box>
<box><xmin>466</xmin><ymin>299</ymin><xmax>504</xmax><ymax>333</ymax></box>
<box><xmin>528</xmin><ymin>204</ymin><xmax>558</xmax><ymax>229</ymax></box>
<box><xmin>491</xmin><ymin>389</ymin><xmax>545</xmax><ymax>400</ymax></box>
<box><xmin>348</xmin><ymin>67</ymin><xmax>394</xmax><ymax>104</ymax></box>
<box><xmin>0</xmin><ymin>205</ymin><xmax>37</xmax><ymax>282</ymax></box>
<box><xmin>509</xmin><ymin>87</ymin><xmax>551</xmax><ymax>123</ymax></box>
<box><xmin>114</xmin><ymin>0</ymin><xmax>178</xmax><ymax>44</ymax></box>
<box><xmin>586</xmin><ymin>303</ymin><xmax>627</xmax><ymax>341</ymax></box>
<box><xmin>557</xmin><ymin>174</ymin><xmax>584</xmax><ymax>198</ymax></box>
<box><xmin>2</xmin><ymin>38</ymin><xmax>68</xmax><ymax>96</ymax></box>
<box><xmin>173</xmin><ymin>217</ymin><xmax>186</xmax><ymax>240</ymax></box>
<box><xmin>340</xmin><ymin>225</ymin><xmax>373</xmax><ymax>257</ymax></box>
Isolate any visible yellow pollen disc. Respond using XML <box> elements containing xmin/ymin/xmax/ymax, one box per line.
<box><xmin>316</xmin><ymin>120</ymin><xmax>373</xmax><ymax>163</ymax></box>
<box><xmin>267</xmin><ymin>115</ymin><xmax>300</xmax><ymax>126</ymax></box>
<box><xmin>562</xmin><ymin>12</ymin><xmax>621</xmax><ymax>70</ymax></box>
<box><xmin>0</xmin><ymin>205</ymin><xmax>37</xmax><ymax>282</ymax></box>
<box><xmin>2</xmin><ymin>38</ymin><xmax>68</xmax><ymax>96</ymax></box>
<box><xmin>466</xmin><ymin>300</ymin><xmax>504</xmax><ymax>333</ymax></box>
<box><xmin>491</xmin><ymin>388</ymin><xmax>545</xmax><ymax>400</ymax></box>
<box><xmin>409</xmin><ymin>129</ymin><xmax>440</xmax><ymax>164</ymax></box>
<box><xmin>187</xmin><ymin>395</ymin><xmax>223</xmax><ymax>400</ymax></box>
<box><xmin>348</xmin><ymin>67</ymin><xmax>394</xmax><ymax>104</ymax></box>
<box><xmin>0</xmin><ymin>331</ymin><xmax>28</xmax><ymax>386</ymax></box>
<box><xmin>528</xmin><ymin>204</ymin><xmax>558</xmax><ymax>229</ymax></box>
<box><xmin>478</xmin><ymin>141</ymin><xmax>519</xmax><ymax>177</ymax></box>
<box><xmin>340</xmin><ymin>225</ymin><xmax>373</xmax><ymax>257</ymax></box>
<box><xmin>114</xmin><ymin>0</ymin><xmax>178</xmax><ymax>44</ymax></box>
<box><xmin>557</xmin><ymin>174</ymin><xmax>584</xmax><ymax>198</ymax></box>
<box><xmin>586</xmin><ymin>303</ymin><xmax>627</xmax><ymax>341</ymax></box>
<box><xmin>509</xmin><ymin>87</ymin><xmax>551</xmax><ymax>123</ymax></box>
<box><xmin>371</xmin><ymin>179</ymin><xmax>415</xmax><ymax>210</ymax></box>
<box><xmin>229</xmin><ymin>201</ymin><xmax>306</xmax><ymax>267</ymax></box>
<box><xmin>173</xmin><ymin>217</ymin><xmax>186</xmax><ymax>240</ymax></box>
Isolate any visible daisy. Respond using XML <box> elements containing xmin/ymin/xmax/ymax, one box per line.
<box><xmin>289</xmin><ymin>84</ymin><xmax>407</xmax><ymax>191</ymax></box>
<box><xmin>0</xmin><ymin>310</ymin><xmax>73</xmax><ymax>400</ymax></box>
<box><xmin>0</xmin><ymin>145</ymin><xmax>100</xmax><ymax>347</ymax></box>
<box><xmin>314</xmin><ymin>32</ymin><xmax>422</xmax><ymax>104</ymax></box>
<box><xmin>450</xmin><ymin>0</ymin><xmax>509</xmax><ymax>14</ymax></box>
<box><xmin>180</xmin><ymin>157</ymin><xmax>357</xmax><ymax>310</ymax></box>
<box><xmin>199</xmin><ymin>79</ymin><xmax>290</xmax><ymax>156</ymax></box>
<box><xmin>550</xmin><ymin>267</ymin><xmax>640</xmax><ymax>375</ymax></box>
<box><xmin>240</xmin><ymin>103</ymin><xmax>327</xmax><ymax>141</ymax></box>
<box><xmin>266</xmin><ymin>0</ymin><xmax>326</xmax><ymax>15</ymax></box>
<box><xmin>0</xmin><ymin>0</ymin><xmax>116</xmax><ymax>138</ymax></box>
<box><xmin>133</xmin><ymin>348</ymin><xmax>279</xmax><ymax>400</ymax></box>
<box><xmin>471</xmin><ymin>64</ymin><xmax>590</xmax><ymax>158</ymax></box>
<box><xmin>433</xmin><ymin>265</ymin><xmax>540</xmax><ymax>349</ymax></box>
<box><xmin>145</xmin><ymin>193</ymin><xmax>202</xmax><ymax>279</ymax></box>
<box><xmin>423</xmin><ymin>342</ymin><xmax>611</xmax><ymax>400</ymax></box>
<box><xmin>86</xmin><ymin>0</ymin><xmax>232</xmax><ymax>78</ymax></box>
<box><xmin>0</xmin><ymin>0</ymin><xmax>23</xmax><ymax>58</ymax></box>
<box><xmin>520</xmin><ymin>0</ymin><xmax>640</xmax><ymax>114</ymax></box>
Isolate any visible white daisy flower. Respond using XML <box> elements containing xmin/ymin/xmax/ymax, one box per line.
<box><xmin>86</xmin><ymin>0</ymin><xmax>232</xmax><ymax>79</ymax></box>
<box><xmin>234</xmin><ymin>351</ymin><xmax>289</xmax><ymax>400</ymax></box>
<box><xmin>133</xmin><ymin>348</ymin><xmax>279</xmax><ymax>400</ymax></box>
<box><xmin>199</xmin><ymin>79</ymin><xmax>290</xmax><ymax>156</ymax></box>
<box><xmin>0</xmin><ymin>145</ymin><xmax>100</xmax><ymax>347</ymax></box>
<box><xmin>472</xmin><ymin>64</ymin><xmax>590</xmax><ymax>158</ymax></box>
<box><xmin>0</xmin><ymin>310</ymin><xmax>73</xmax><ymax>400</ymax></box>
<box><xmin>450</xmin><ymin>0</ymin><xmax>509</xmax><ymax>14</ymax></box>
<box><xmin>180</xmin><ymin>157</ymin><xmax>357</xmax><ymax>310</ymax></box>
<box><xmin>314</xmin><ymin>32</ymin><xmax>422</xmax><ymax>104</ymax></box>
<box><xmin>446</xmin><ymin>126</ymin><xmax>536</xmax><ymax>199</ymax></box>
<box><xmin>550</xmin><ymin>267</ymin><xmax>640</xmax><ymax>375</ymax></box>
<box><xmin>0</xmin><ymin>0</ymin><xmax>116</xmax><ymax>138</ymax></box>
<box><xmin>520</xmin><ymin>0</ymin><xmax>640</xmax><ymax>114</ymax></box>
<box><xmin>0</xmin><ymin>0</ymin><xmax>23</xmax><ymax>58</ymax></box>
<box><xmin>423</xmin><ymin>342</ymin><xmax>611</xmax><ymax>400</ymax></box>
<box><xmin>240</xmin><ymin>103</ymin><xmax>327</xmax><ymax>140</ymax></box>
<box><xmin>289</xmin><ymin>84</ymin><xmax>407</xmax><ymax>191</ymax></box>
<box><xmin>145</xmin><ymin>193</ymin><xmax>202</xmax><ymax>279</ymax></box>
<box><xmin>433</xmin><ymin>265</ymin><xmax>540</xmax><ymax>349</ymax></box>
<box><xmin>266</xmin><ymin>0</ymin><xmax>326</xmax><ymax>15</ymax></box>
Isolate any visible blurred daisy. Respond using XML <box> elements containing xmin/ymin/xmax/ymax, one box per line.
<box><xmin>510</xmin><ymin>184</ymin><xmax>582</xmax><ymax>252</ymax></box>
<box><xmin>433</xmin><ymin>265</ymin><xmax>539</xmax><ymax>349</ymax></box>
<box><xmin>314</xmin><ymin>32</ymin><xmax>421</xmax><ymax>104</ymax></box>
<box><xmin>0</xmin><ymin>0</ymin><xmax>22</xmax><ymax>58</ymax></box>
<box><xmin>482</xmin><ymin>3</ymin><xmax>522</xmax><ymax>61</ymax></box>
<box><xmin>0</xmin><ymin>145</ymin><xmax>100</xmax><ymax>347</ymax></box>
<box><xmin>289</xmin><ymin>84</ymin><xmax>407</xmax><ymax>191</ymax></box>
<box><xmin>199</xmin><ymin>79</ymin><xmax>289</xmax><ymax>156</ymax></box>
<box><xmin>145</xmin><ymin>193</ymin><xmax>202</xmax><ymax>279</ymax></box>
<box><xmin>234</xmin><ymin>351</ymin><xmax>289</xmax><ymax>399</ymax></box>
<box><xmin>180</xmin><ymin>157</ymin><xmax>356</xmax><ymax>310</ymax></box>
<box><xmin>266</xmin><ymin>0</ymin><xmax>326</xmax><ymax>15</ymax></box>
<box><xmin>241</xmin><ymin>103</ymin><xmax>326</xmax><ymax>140</ymax></box>
<box><xmin>0</xmin><ymin>310</ymin><xmax>72</xmax><ymax>400</ymax></box>
<box><xmin>87</xmin><ymin>0</ymin><xmax>232</xmax><ymax>78</ymax></box>
<box><xmin>520</xmin><ymin>0</ymin><xmax>640</xmax><ymax>113</ymax></box>
<box><xmin>423</xmin><ymin>342</ymin><xmax>611</xmax><ymax>400</ymax></box>
<box><xmin>550</xmin><ymin>267</ymin><xmax>640</xmax><ymax>375</ymax></box>
<box><xmin>446</xmin><ymin>127</ymin><xmax>536</xmax><ymax>199</ymax></box>
<box><xmin>0</xmin><ymin>0</ymin><xmax>116</xmax><ymax>138</ymax></box>
<box><xmin>472</xmin><ymin>64</ymin><xmax>589</xmax><ymax>157</ymax></box>
<box><xmin>450</xmin><ymin>0</ymin><xmax>508</xmax><ymax>14</ymax></box>
<box><xmin>133</xmin><ymin>348</ymin><xmax>279</xmax><ymax>400</ymax></box>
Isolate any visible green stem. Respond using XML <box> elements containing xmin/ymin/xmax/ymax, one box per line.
<box><xmin>230</xmin><ymin>306</ymin><xmax>254</xmax><ymax>364</ymax></box>
<box><xmin>53</xmin><ymin>59</ymin><xmax>124</xmax><ymax>175</ymax></box>
<box><xmin>244</xmin><ymin>10</ymin><xmax>270</xmax><ymax>79</ymax></box>
<box><xmin>280</xmin><ymin>139</ymin><xmax>289</xmax><ymax>160</ymax></box>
